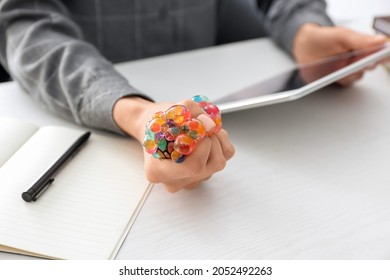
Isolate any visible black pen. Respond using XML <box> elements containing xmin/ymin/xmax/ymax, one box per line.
<box><xmin>21</xmin><ymin>131</ymin><xmax>91</xmax><ymax>202</ymax></box>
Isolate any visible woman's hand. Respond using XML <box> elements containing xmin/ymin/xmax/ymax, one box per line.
<box><xmin>292</xmin><ymin>23</ymin><xmax>387</xmax><ymax>86</ymax></box>
<box><xmin>113</xmin><ymin>97</ymin><xmax>235</xmax><ymax>192</ymax></box>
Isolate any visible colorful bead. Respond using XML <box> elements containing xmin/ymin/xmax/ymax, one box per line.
<box><xmin>166</xmin><ymin>105</ymin><xmax>192</xmax><ymax>125</ymax></box>
<box><xmin>213</xmin><ymin>116</ymin><xmax>222</xmax><ymax>133</ymax></box>
<box><xmin>182</xmin><ymin>119</ymin><xmax>206</xmax><ymax>141</ymax></box>
<box><xmin>171</xmin><ymin>150</ymin><xmax>185</xmax><ymax>163</ymax></box>
<box><xmin>152</xmin><ymin>151</ymin><xmax>162</xmax><ymax>159</ymax></box>
<box><xmin>204</xmin><ymin>104</ymin><xmax>220</xmax><ymax>118</ymax></box>
<box><xmin>174</xmin><ymin>134</ymin><xmax>197</xmax><ymax>155</ymax></box>
<box><xmin>164</xmin><ymin>123</ymin><xmax>180</xmax><ymax>141</ymax></box>
<box><xmin>192</xmin><ymin>95</ymin><xmax>210</xmax><ymax>104</ymax></box>
<box><xmin>157</xmin><ymin>138</ymin><xmax>167</xmax><ymax>151</ymax></box>
<box><xmin>143</xmin><ymin>135</ymin><xmax>158</xmax><ymax>154</ymax></box>
<box><xmin>152</xmin><ymin>111</ymin><xmax>165</xmax><ymax>119</ymax></box>
<box><xmin>148</xmin><ymin>117</ymin><xmax>167</xmax><ymax>133</ymax></box>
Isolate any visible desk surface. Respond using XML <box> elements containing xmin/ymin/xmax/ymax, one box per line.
<box><xmin>1</xmin><ymin>37</ymin><xmax>390</xmax><ymax>260</ymax></box>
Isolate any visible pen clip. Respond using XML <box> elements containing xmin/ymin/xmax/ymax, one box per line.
<box><xmin>32</xmin><ymin>178</ymin><xmax>55</xmax><ymax>201</ymax></box>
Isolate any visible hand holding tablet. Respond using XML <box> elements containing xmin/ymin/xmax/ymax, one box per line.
<box><xmin>216</xmin><ymin>42</ymin><xmax>390</xmax><ymax>114</ymax></box>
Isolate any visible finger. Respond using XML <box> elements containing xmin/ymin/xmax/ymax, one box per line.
<box><xmin>337</xmin><ymin>71</ymin><xmax>364</xmax><ymax>86</ymax></box>
<box><xmin>366</xmin><ymin>63</ymin><xmax>377</xmax><ymax>71</ymax></box>
<box><xmin>145</xmin><ymin>137</ymin><xmax>212</xmax><ymax>183</ymax></box>
<box><xmin>180</xmin><ymin>99</ymin><xmax>206</xmax><ymax>118</ymax></box>
<box><xmin>156</xmin><ymin>136</ymin><xmax>224</xmax><ymax>185</ymax></box>
<box><xmin>197</xmin><ymin>113</ymin><xmax>216</xmax><ymax>132</ymax></box>
<box><xmin>214</xmin><ymin>129</ymin><xmax>235</xmax><ymax>160</ymax></box>
<box><xmin>338</xmin><ymin>28</ymin><xmax>387</xmax><ymax>50</ymax></box>
<box><xmin>206</xmin><ymin>135</ymin><xmax>227</xmax><ymax>173</ymax></box>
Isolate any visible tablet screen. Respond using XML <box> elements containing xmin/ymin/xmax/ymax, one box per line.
<box><xmin>215</xmin><ymin>44</ymin><xmax>390</xmax><ymax>108</ymax></box>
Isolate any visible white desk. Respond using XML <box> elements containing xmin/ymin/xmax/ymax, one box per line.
<box><xmin>1</xmin><ymin>38</ymin><xmax>390</xmax><ymax>260</ymax></box>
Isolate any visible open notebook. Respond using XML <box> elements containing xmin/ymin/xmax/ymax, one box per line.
<box><xmin>0</xmin><ymin>117</ymin><xmax>152</xmax><ymax>259</ymax></box>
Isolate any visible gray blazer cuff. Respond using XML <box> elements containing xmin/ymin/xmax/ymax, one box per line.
<box><xmin>279</xmin><ymin>13</ymin><xmax>334</xmax><ymax>53</ymax></box>
<box><xmin>267</xmin><ymin>0</ymin><xmax>334</xmax><ymax>54</ymax></box>
<box><xmin>81</xmin><ymin>79</ymin><xmax>153</xmax><ymax>135</ymax></box>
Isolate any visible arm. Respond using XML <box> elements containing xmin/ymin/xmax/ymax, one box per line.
<box><xmin>0</xmin><ymin>0</ymin><xmax>147</xmax><ymax>134</ymax></box>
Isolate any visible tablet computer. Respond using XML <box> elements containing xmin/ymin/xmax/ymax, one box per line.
<box><xmin>215</xmin><ymin>43</ymin><xmax>390</xmax><ymax>113</ymax></box>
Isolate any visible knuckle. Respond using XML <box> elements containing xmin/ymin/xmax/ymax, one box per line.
<box><xmin>180</xmin><ymin>99</ymin><xmax>202</xmax><ymax>116</ymax></box>
<box><xmin>189</xmin><ymin>161</ymin><xmax>205</xmax><ymax>175</ymax></box>
<box><xmin>180</xmin><ymin>99</ymin><xmax>196</xmax><ymax>109</ymax></box>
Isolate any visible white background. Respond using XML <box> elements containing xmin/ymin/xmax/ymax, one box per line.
<box><xmin>327</xmin><ymin>0</ymin><xmax>390</xmax><ymax>23</ymax></box>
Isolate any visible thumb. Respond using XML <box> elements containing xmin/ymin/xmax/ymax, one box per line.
<box><xmin>339</xmin><ymin>28</ymin><xmax>387</xmax><ymax>50</ymax></box>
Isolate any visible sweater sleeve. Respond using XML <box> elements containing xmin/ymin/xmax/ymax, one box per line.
<box><xmin>0</xmin><ymin>0</ymin><xmax>150</xmax><ymax>134</ymax></box>
<box><xmin>262</xmin><ymin>0</ymin><xmax>334</xmax><ymax>54</ymax></box>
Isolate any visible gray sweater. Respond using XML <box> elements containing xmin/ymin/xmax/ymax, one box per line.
<box><xmin>0</xmin><ymin>0</ymin><xmax>332</xmax><ymax>134</ymax></box>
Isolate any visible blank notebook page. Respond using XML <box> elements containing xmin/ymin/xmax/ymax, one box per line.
<box><xmin>0</xmin><ymin>117</ymin><xmax>39</xmax><ymax>167</ymax></box>
<box><xmin>0</xmin><ymin>126</ymin><xmax>151</xmax><ymax>259</ymax></box>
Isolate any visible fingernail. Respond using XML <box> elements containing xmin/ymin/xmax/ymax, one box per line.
<box><xmin>197</xmin><ymin>114</ymin><xmax>216</xmax><ymax>132</ymax></box>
